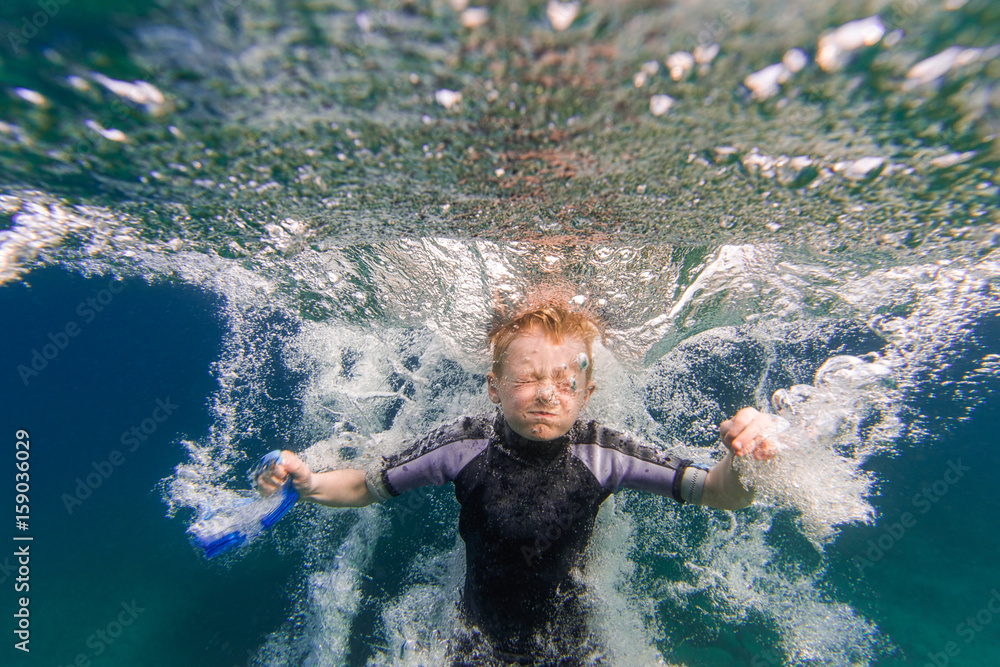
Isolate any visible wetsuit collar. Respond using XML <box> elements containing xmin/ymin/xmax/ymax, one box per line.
<box><xmin>495</xmin><ymin>411</ymin><xmax>570</xmax><ymax>462</ymax></box>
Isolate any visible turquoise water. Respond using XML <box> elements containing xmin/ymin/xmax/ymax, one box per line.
<box><xmin>2</xmin><ymin>0</ymin><xmax>999</xmax><ymax>665</ymax></box>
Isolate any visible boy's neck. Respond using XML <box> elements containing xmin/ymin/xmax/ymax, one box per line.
<box><xmin>497</xmin><ymin>411</ymin><xmax>571</xmax><ymax>460</ymax></box>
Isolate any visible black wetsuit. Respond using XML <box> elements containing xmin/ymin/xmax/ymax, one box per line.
<box><xmin>366</xmin><ymin>412</ymin><xmax>707</xmax><ymax>666</ymax></box>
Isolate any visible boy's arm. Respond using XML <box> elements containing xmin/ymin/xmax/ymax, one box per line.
<box><xmin>700</xmin><ymin>407</ymin><xmax>776</xmax><ymax>511</ymax></box>
<box><xmin>258</xmin><ymin>450</ymin><xmax>375</xmax><ymax>507</ymax></box>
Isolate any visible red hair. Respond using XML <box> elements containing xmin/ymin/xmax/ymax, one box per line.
<box><xmin>487</xmin><ymin>298</ymin><xmax>603</xmax><ymax>380</ymax></box>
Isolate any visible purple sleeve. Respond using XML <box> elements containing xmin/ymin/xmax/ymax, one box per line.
<box><xmin>365</xmin><ymin>417</ymin><xmax>491</xmax><ymax>502</ymax></box>
<box><xmin>569</xmin><ymin>424</ymin><xmax>707</xmax><ymax>504</ymax></box>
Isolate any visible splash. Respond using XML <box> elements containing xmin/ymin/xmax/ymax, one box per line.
<box><xmin>132</xmin><ymin>239</ymin><xmax>994</xmax><ymax>666</ymax></box>
<box><xmin>734</xmin><ymin>353</ymin><xmax>898</xmax><ymax>546</ymax></box>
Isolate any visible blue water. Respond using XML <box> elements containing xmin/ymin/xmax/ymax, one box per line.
<box><xmin>2</xmin><ymin>268</ymin><xmax>997</xmax><ymax>666</ymax></box>
<box><xmin>3</xmin><ymin>0</ymin><xmax>1000</xmax><ymax>664</ymax></box>
<box><xmin>1</xmin><ymin>269</ymin><xmax>300</xmax><ymax>666</ymax></box>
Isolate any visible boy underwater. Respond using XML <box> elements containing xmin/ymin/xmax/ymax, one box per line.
<box><xmin>257</xmin><ymin>300</ymin><xmax>777</xmax><ymax>665</ymax></box>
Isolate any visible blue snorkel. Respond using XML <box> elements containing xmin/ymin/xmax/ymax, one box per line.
<box><xmin>189</xmin><ymin>450</ymin><xmax>299</xmax><ymax>559</ymax></box>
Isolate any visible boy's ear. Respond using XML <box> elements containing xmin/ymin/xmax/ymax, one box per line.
<box><xmin>582</xmin><ymin>381</ymin><xmax>596</xmax><ymax>404</ymax></box>
<box><xmin>486</xmin><ymin>372</ymin><xmax>501</xmax><ymax>404</ymax></box>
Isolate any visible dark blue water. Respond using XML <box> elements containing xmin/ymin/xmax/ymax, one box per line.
<box><xmin>0</xmin><ymin>268</ymin><xmax>302</xmax><ymax>667</ymax></box>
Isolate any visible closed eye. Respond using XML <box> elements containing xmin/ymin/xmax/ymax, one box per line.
<box><xmin>512</xmin><ymin>378</ymin><xmax>578</xmax><ymax>393</ymax></box>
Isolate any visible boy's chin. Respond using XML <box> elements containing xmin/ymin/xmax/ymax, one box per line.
<box><xmin>516</xmin><ymin>423</ymin><xmax>568</xmax><ymax>442</ymax></box>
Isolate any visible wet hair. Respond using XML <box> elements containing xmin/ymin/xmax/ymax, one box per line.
<box><xmin>487</xmin><ymin>299</ymin><xmax>603</xmax><ymax>381</ymax></box>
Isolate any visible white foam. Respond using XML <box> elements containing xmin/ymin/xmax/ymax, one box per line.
<box><xmin>434</xmin><ymin>89</ymin><xmax>462</xmax><ymax>110</ymax></box>
<box><xmin>745</xmin><ymin>62</ymin><xmax>791</xmax><ymax>100</ymax></box>
<box><xmin>128</xmin><ymin>238</ymin><xmax>995</xmax><ymax>665</ymax></box>
<box><xmin>905</xmin><ymin>45</ymin><xmax>982</xmax><ymax>88</ymax></box>
<box><xmin>459</xmin><ymin>7</ymin><xmax>489</xmax><ymax>29</ymax></box>
<box><xmin>302</xmin><ymin>512</ymin><xmax>386</xmax><ymax>665</ymax></box>
<box><xmin>90</xmin><ymin>71</ymin><xmax>169</xmax><ymax>114</ymax></box>
<box><xmin>547</xmin><ymin>1</ymin><xmax>579</xmax><ymax>32</ymax></box>
<box><xmin>374</xmin><ymin>540</ymin><xmax>466</xmax><ymax>666</ymax></box>
<box><xmin>650</xmin><ymin>94</ymin><xmax>675</xmax><ymax>116</ymax></box>
<box><xmin>734</xmin><ymin>359</ymin><xmax>892</xmax><ymax>545</ymax></box>
<box><xmin>250</xmin><ymin>510</ymin><xmax>387</xmax><ymax>667</ymax></box>
<box><xmin>585</xmin><ymin>497</ymin><xmax>671</xmax><ymax>665</ymax></box>
<box><xmin>666</xmin><ymin>52</ymin><xmax>695</xmax><ymax>81</ymax></box>
<box><xmin>0</xmin><ymin>196</ymin><xmax>141</xmax><ymax>284</ymax></box>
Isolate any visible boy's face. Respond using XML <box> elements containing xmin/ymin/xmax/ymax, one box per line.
<box><xmin>487</xmin><ymin>330</ymin><xmax>596</xmax><ymax>442</ymax></box>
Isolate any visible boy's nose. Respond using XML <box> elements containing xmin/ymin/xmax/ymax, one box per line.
<box><xmin>536</xmin><ymin>385</ymin><xmax>556</xmax><ymax>402</ymax></box>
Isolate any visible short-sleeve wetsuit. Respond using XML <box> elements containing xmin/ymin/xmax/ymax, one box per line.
<box><xmin>365</xmin><ymin>411</ymin><xmax>708</xmax><ymax>665</ymax></box>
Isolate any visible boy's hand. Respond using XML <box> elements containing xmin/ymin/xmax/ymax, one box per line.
<box><xmin>256</xmin><ymin>450</ymin><xmax>314</xmax><ymax>497</ymax></box>
<box><xmin>720</xmin><ymin>408</ymin><xmax>778</xmax><ymax>461</ymax></box>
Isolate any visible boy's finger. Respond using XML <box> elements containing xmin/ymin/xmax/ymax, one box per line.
<box><xmin>721</xmin><ymin>408</ymin><xmax>758</xmax><ymax>437</ymax></box>
<box><xmin>278</xmin><ymin>451</ymin><xmax>303</xmax><ymax>474</ymax></box>
<box><xmin>256</xmin><ymin>477</ymin><xmax>277</xmax><ymax>496</ymax></box>
<box><xmin>254</xmin><ymin>459</ymin><xmax>291</xmax><ymax>494</ymax></box>
<box><xmin>719</xmin><ymin>418</ymin><xmax>748</xmax><ymax>446</ymax></box>
<box><xmin>725</xmin><ymin>411</ymin><xmax>778</xmax><ymax>457</ymax></box>
<box><xmin>729</xmin><ymin>424</ymin><xmax>762</xmax><ymax>454</ymax></box>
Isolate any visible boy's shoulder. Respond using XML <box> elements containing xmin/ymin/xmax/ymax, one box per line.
<box><xmin>387</xmin><ymin>412</ymin><xmax>497</xmax><ymax>461</ymax></box>
<box><xmin>435</xmin><ymin>412</ymin><xmax>497</xmax><ymax>442</ymax></box>
<box><xmin>567</xmin><ymin>418</ymin><xmax>626</xmax><ymax>445</ymax></box>
<box><xmin>569</xmin><ymin>420</ymin><xmax>682</xmax><ymax>466</ymax></box>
